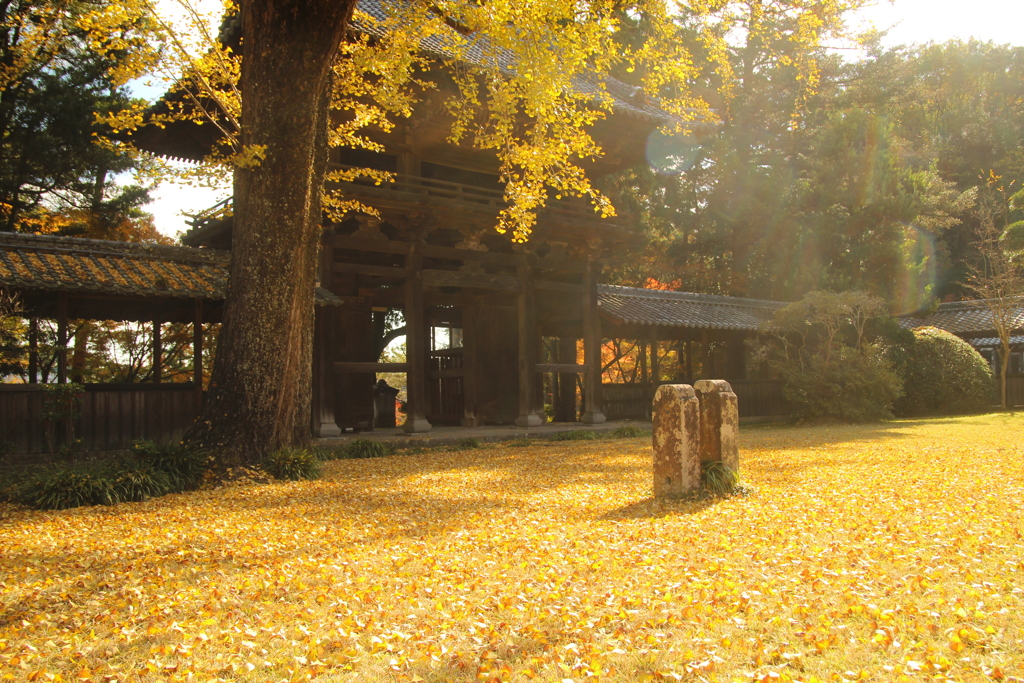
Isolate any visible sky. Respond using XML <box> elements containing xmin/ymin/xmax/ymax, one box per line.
<box><xmin>144</xmin><ymin>0</ymin><xmax>1024</xmax><ymax>238</ymax></box>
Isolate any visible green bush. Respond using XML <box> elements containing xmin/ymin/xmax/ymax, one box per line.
<box><xmin>15</xmin><ymin>462</ymin><xmax>116</xmax><ymax>509</ymax></box>
<box><xmin>342</xmin><ymin>438</ymin><xmax>389</xmax><ymax>459</ymax></box>
<box><xmin>550</xmin><ymin>429</ymin><xmax>598</xmax><ymax>441</ymax></box>
<box><xmin>312</xmin><ymin>446</ymin><xmax>341</xmax><ymax>462</ymax></box>
<box><xmin>263</xmin><ymin>448</ymin><xmax>322</xmax><ymax>481</ymax></box>
<box><xmin>701</xmin><ymin>460</ymin><xmax>738</xmax><ymax>495</ymax></box>
<box><xmin>131</xmin><ymin>440</ymin><xmax>208</xmax><ymax>492</ymax></box>
<box><xmin>448</xmin><ymin>437</ymin><xmax>482</xmax><ymax>451</ymax></box>
<box><xmin>612</xmin><ymin>425</ymin><xmax>646</xmax><ymax>439</ymax></box>
<box><xmin>780</xmin><ymin>344</ymin><xmax>903</xmax><ymax>422</ymax></box>
<box><xmin>895</xmin><ymin>327</ymin><xmax>994</xmax><ymax>417</ymax></box>
<box><xmin>106</xmin><ymin>457</ymin><xmax>173</xmax><ymax>502</ymax></box>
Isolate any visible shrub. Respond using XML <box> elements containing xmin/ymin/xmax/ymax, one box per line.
<box><xmin>701</xmin><ymin>460</ymin><xmax>738</xmax><ymax>495</ymax></box>
<box><xmin>16</xmin><ymin>463</ymin><xmax>116</xmax><ymax>510</ymax></box>
<box><xmin>448</xmin><ymin>437</ymin><xmax>482</xmax><ymax>451</ymax></box>
<box><xmin>342</xmin><ymin>438</ymin><xmax>389</xmax><ymax>459</ymax></box>
<box><xmin>612</xmin><ymin>425</ymin><xmax>646</xmax><ymax>439</ymax></box>
<box><xmin>895</xmin><ymin>327</ymin><xmax>994</xmax><ymax>416</ymax></box>
<box><xmin>312</xmin><ymin>446</ymin><xmax>341</xmax><ymax>462</ymax></box>
<box><xmin>105</xmin><ymin>457</ymin><xmax>173</xmax><ymax>502</ymax></box>
<box><xmin>131</xmin><ymin>440</ymin><xmax>208</xmax><ymax>492</ymax></box>
<box><xmin>263</xmin><ymin>448</ymin><xmax>322</xmax><ymax>481</ymax></box>
<box><xmin>779</xmin><ymin>344</ymin><xmax>903</xmax><ymax>422</ymax></box>
<box><xmin>550</xmin><ymin>429</ymin><xmax>598</xmax><ymax>441</ymax></box>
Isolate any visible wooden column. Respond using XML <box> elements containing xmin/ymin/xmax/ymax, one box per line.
<box><xmin>516</xmin><ymin>259</ymin><xmax>541</xmax><ymax>427</ymax></box>
<box><xmin>311</xmin><ymin>235</ymin><xmax>341</xmax><ymax>437</ymax></box>
<box><xmin>193</xmin><ymin>299</ymin><xmax>205</xmax><ymax>412</ymax></box>
<box><xmin>685</xmin><ymin>340</ymin><xmax>693</xmax><ymax>382</ymax></box>
<box><xmin>639</xmin><ymin>337</ymin><xmax>649</xmax><ymax>419</ymax></box>
<box><xmin>555</xmin><ymin>335</ymin><xmax>577</xmax><ymax>422</ymax></box>
<box><xmin>581</xmin><ymin>257</ymin><xmax>605</xmax><ymax>424</ymax></box>
<box><xmin>28</xmin><ymin>317</ymin><xmax>38</xmax><ymax>383</ymax></box>
<box><xmin>404</xmin><ymin>244</ymin><xmax>431</xmax><ymax>432</ymax></box>
<box><xmin>651</xmin><ymin>330</ymin><xmax>660</xmax><ymax>385</ymax></box>
<box><xmin>152</xmin><ymin>320</ymin><xmax>162</xmax><ymax>383</ymax></box>
<box><xmin>727</xmin><ymin>333</ymin><xmax>747</xmax><ymax>380</ymax></box>
<box><xmin>56</xmin><ymin>294</ymin><xmax>68</xmax><ymax>384</ymax></box>
<box><xmin>461</xmin><ymin>297</ymin><xmax>482</xmax><ymax>427</ymax></box>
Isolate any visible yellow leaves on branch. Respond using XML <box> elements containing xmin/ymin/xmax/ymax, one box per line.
<box><xmin>2</xmin><ymin>414</ymin><xmax>1024</xmax><ymax>682</ymax></box>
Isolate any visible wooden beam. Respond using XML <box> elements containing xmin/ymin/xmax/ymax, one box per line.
<box><xmin>152</xmin><ymin>320</ymin><xmax>162</xmax><ymax>383</ymax></box>
<box><xmin>404</xmin><ymin>245</ymin><xmax>432</xmax><ymax>433</ymax></box>
<box><xmin>516</xmin><ymin>260</ymin><xmax>541</xmax><ymax>427</ymax></box>
<box><xmin>28</xmin><ymin>318</ymin><xmax>38</xmax><ymax>384</ymax></box>
<box><xmin>193</xmin><ymin>300</ymin><xmax>203</xmax><ymax>411</ymax></box>
<box><xmin>533</xmin><ymin>280</ymin><xmax>584</xmax><ymax>293</ymax></box>
<box><xmin>429</xmin><ymin>368</ymin><xmax>464</xmax><ymax>379</ymax></box>
<box><xmin>334</xmin><ymin>263</ymin><xmax>411</xmax><ymax>278</ymax></box>
<box><xmin>332</xmin><ymin>234</ymin><xmax>412</xmax><ymax>255</ymax></box>
<box><xmin>335</xmin><ymin>361</ymin><xmax>409</xmax><ymax>373</ymax></box>
<box><xmin>57</xmin><ymin>293</ymin><xmax>68</xmax><ymax>384</ymax></box>
<box><xmin>461</xmin><ymin>297</ymin><xmax>482</xmax><ymax>427</ymax></box>
<box><xmin>422</xmin><ymin>269</ymin><xmax>520</xmax><ymax>291</ymax></box>
<box><xmin>535</xmin><ymin>363</ymin><xmax>586</xmax><ymax>373</ymax></box>
<box><xmin>581</xmin><ymin>258</ymin><xmax>605</xmax><ymax>424</ymax></box>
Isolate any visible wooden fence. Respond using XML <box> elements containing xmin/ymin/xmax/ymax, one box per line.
<box><xmin>602</xmin><ymin>379</ymin><xmax>790</xmax><ymax>420</ymax></box>
<box><xmin>1</xmin><ymin>384</ymin><xmax>200</xmax><ymax>454</ymax></box>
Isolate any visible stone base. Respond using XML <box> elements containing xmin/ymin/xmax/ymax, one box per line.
<box><xmin>515</xmin><ymin>413</ymin><xmax>543</xmax><ymax>428</ymax></box>
<box><xmin>580</xmin><ymin>410</ymin><xmax>606</xmax><ymax>425</ymax></box>
<box><xmin>403</xmin><ymin>417</ymin><xmax>433</xmax><ymax>434</ymax></box>
<box><xmin>313</xmin><ymin>421</ymin><xmax>342</xmax><ymax>438</ymax></box>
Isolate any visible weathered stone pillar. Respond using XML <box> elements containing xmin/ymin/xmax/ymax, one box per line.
<box><xmin>652</xmin><ymin>384</ymin><xmax>701</xmax><ymax>496</ymax></box>
<box><xmin>694</xmin><ymin>379</ymin><xmax>739</xmax><ymax>472</ymax></box>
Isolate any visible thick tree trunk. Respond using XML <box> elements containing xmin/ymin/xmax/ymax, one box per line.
<box><xmin>189</xmin><ymin>0</ymin><xmax>356</xmax><ymax>464</ymax></box>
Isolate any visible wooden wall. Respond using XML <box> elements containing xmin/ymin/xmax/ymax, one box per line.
<box><xmin>0</xmin><ymin>384</ymin><xmax>199</xmax><ymax>454</ymax></box>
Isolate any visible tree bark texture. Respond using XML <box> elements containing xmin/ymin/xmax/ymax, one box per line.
<box><xmin>190</xmin><ymin>0</ymin><xmax>356</xmax><ymax>463</ymax></box>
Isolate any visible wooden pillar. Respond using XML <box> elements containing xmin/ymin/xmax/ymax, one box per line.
<box><xmin>151</xmin><ymin>320</ymin><xmax>162</xmax><ymax>383</ymax></box>
<box><xmin>727</xmin><ymin>333</ymin><xmax>747</xmax><ymax>380</ymax></box>
<box><xmin>581</xmin><ymin>257</ymin><xmax>605</xmax><ymax>424</ymax></box>
<box><xmin>516</xmin><ymin>259</ymin><xmax>541</xmax><ymax>427</ymax></box>
<box><xmin>639</xmin><ymin>337</ymin><xmax>649</xmax><ymax>419</ymax></box>
<box><xmin>311</xmin><ymin>235</ymin><xmax>341</xmax><ymax>437</ymax></box>
<box><xmin>701</xmin><ymin>330</ymin><xmax>711</xmax><ymax>379</ymax></box>
<box><xmin>404</xmin><ymin>244</ymin><xmax>431</xmax><ymax>433</ymax></box>
<box><xmin>651</xmin><ymin>330</ymin><xmax>660</xmax><ymax>385</ymax></box>
<box><xmin>555</xmin><ymin>335</ymin><xmax>577</xmax><ymax>422</ymax></box>
<box><xmin>28</xmin><ymin>317</ymin><xmax>38</xmax><ymax>383</ymax></box>
<box><xmin>192</xmin><ymin>299</ymin><xmax>204</xmax><ymax>411</ymax></box>
<box><xmin>685</xmin><ymin>340</ymin><xmax>693</xmax><ymax>382</ymax></box>
<box><xmin>675</xmin><ymin>341</ymin><xmax>685</xmax><ymax>381</ymax></box>
<box><xmin>461</xmin><ymin>297</ymin><xmax>482</xmax><ymax>427</ymax></box>
<box><xmin>56</xmin><ymin>294</ymin><xmax>68</xmax><ymax>384</ymax></box>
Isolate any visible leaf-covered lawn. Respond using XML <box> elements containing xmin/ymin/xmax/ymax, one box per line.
<box><xmin>3</xmin><ymin>415</ymin><xmax>1024</xmax><ymax>683</ymax></box>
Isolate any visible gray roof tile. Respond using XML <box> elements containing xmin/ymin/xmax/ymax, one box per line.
<box><xmin>598</xmin><ymin>285</ymin><xmax>784</xmax><ymax>331</ymax></box>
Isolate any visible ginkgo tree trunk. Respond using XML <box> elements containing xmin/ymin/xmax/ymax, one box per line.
<box><xmin>190</xmin><ymin>0</ymin><xmax>357</xmax><ymax>463</ymax></box>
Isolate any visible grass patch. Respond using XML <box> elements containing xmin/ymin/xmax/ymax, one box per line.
<box><xmin>3</xmin><ymin>415</ymin><xmax>1024</xmax><ymax>681</ymax></box>
<box><xmin>342</xmin><ymin>438</ymin><xmax>390</xmax><ymax>459</ymax></box>
<box><xmin>262</xmin><ymin>447</ymin><xmax>322</xmax><ymax>481</ymax></box>
<box><xmin>612</xmin><ymin>424</ymin><xmax>648</xmax><ymax>439</ymax></box>
<box><xmin>549</xmin><ymin>429</ymin><xmax>599</xmax><ymax>441</ymax></box>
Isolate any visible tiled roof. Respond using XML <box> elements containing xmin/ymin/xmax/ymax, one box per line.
<box><xmin>898</xmin><ymin>300</ymin><xmax>1024</xmax><ymax>337</ymax></box>
<box><xmin>0</xmin><ymin>233</ymin><xmax>341</xmax><ymax>305</ymax></box>
<box><xmin>967</xmin><ymin>335</ymin><xmax>1024</xmax><ymax>349</ymax></box>
<box><xmin>353</xmin><ymin>0</ymin><xmax>688</xmax><ymax>127</ymax></box>
<box><xmin>598</xmin><ymin>285</ymin><xmax>785</xmax><ymax>331</ymax></box>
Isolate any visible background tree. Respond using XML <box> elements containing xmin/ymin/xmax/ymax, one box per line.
<box><xmin>0</xmin><ymin>0</ymin><xmax>158</xmax><ymax>235</ymax></box>
<box><xmin>966</xmin><ymin>176</ymin><xmax>1024</xmax><ymax>410</ymax></box>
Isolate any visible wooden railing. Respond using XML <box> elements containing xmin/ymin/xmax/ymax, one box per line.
<box><xmin>1</xmin><ymin>384</ymin><xmax>200</xmax><ymax>455</ymax></box>
<box><xmin>601</xmin><ymin>379</ymin><xmax>790</xmax><ymax>420</ymax></box>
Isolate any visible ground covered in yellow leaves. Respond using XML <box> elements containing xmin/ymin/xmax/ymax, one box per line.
<box><xmin>3</xmin><ymin>414</ymin><xmax>1024</xmax><ymax>683</ymax></box>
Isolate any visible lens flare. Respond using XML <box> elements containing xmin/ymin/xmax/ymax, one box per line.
<box><xmin>646</xmin><ymin>129</ymin><xmax>700</xmax><ymax>175</ymax></box>
<box><xmin>893</xmin><ymin>225</ymin><xmax>937</xmax><ymax>315</ymax></box>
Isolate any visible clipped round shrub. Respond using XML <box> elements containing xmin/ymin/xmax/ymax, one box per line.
<box><xmin>895</xmin><ymin>327</ymin><xmax>994</xmax><ymax>417</ymax></box>
<box><xmin>263</xmin><ymin>448</ymin><xmax>322</xmax><ymax>481</ymax></box>
<box><xmin>701</xmin><ymin>461</ymin><xmax>738</xmax><ymax>495</ymax></box>
<box><xmin>16</xmin><ymin>463</ymin><xmax>116</xmax><ymax>510</ymax></box>
<box><xmin>342</xmin><ymin>438</ymin><xmax>389</xmax><ymax>459</ymax></box>
<box><xmin>780</xmin><ymin>343</ymin><xmax>902</xmax><ymax>422</ymax></box>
